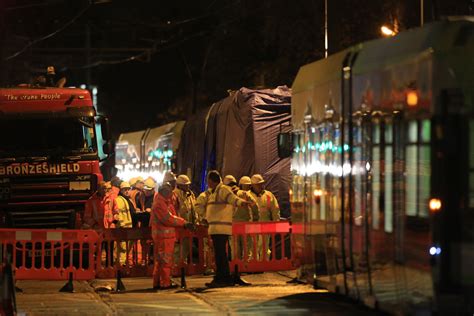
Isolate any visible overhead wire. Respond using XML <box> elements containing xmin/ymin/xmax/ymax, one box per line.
<box><xmin>4</xmin><ymin>2</ymin><xmax>92</xmax><ymax>61</ymax></box>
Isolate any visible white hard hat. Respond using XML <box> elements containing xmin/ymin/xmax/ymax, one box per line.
<box><xmin>176</xmin><ymin>174</ymin><xmax>191</xmax><ymax>185</ymax></box>
<box><xmin>223</xmin><ymin>175</ymin><xmax>237</xmax><ymax>185</ymax></box>
<box><xmin>239</xmin><ymin>176</ymin><xmax>251</xmax><ymax>185</ymax></box>
<box><xmin>163</xmin><ymin>171</ymin><xmax>176</xmax><ymax>183</ymax></box>
<box><xmin>251</xmin><ymin>174</ymin><xmax>265</xmax><ymax>184</ymax></box>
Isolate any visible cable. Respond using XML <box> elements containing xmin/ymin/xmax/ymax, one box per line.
<box><xmin>4</xmin><ymin>2</ymin><xmax>92</xmax><ymax>61</ymax></box>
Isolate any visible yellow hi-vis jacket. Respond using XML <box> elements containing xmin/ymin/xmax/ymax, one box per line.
<box><xmin>231</xmin><ymin>187</ymin><xmax>259</xmax><ymax>222</ymax></box>
<box><xmin>206</xmin><ymin>183</ymin><xmax>247</xmax><ymax>235</ymax></box>
<box><xmin>249</xmin><ymin>189</ymin><xmax>280</xmax><ymax>222</ymax></box>
<box><xmin>175</xmin><ymin>188</ymin><xmax>197</xmax><ymax>223</ymax></box>
<box><xmin>115</xmin><ymin>195</ymin><xmax>133</xmax><ymax>228</ymax></box>
<box><xmin>195</xmin><ymin>189</ymin><xmax>211</xmax><ymax>224</ymax></box>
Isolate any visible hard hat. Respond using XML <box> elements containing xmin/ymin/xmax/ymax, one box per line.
<box><xmin>120</xmin><ymin>181</ymin><xmax>131</xmax><ymax>189</ymax></box>
<box><xmin>239</xmin><ymin>176</ymin><xmax>251</xmax><ymax>186</ymax></box>
<box><xmin>129</xmin><ymin>177</ymin><xmax>138</xmax><ymax>187</ymax></box>
<box><xmin>136</xmin><ymin>176</ymin><xmax>144</xmax><ymax>183</ymax></box>
<box><xmin>176</xmin><ymin>174</ymin><xmax>191</xmax><ymax>185</ymax></box>
<box><xmin>251</xmin><ymin>174</ymin><xmax>265</xmax><ymax>184</ymax></box>
<box><xmin>163</xmin><ymin>171</ymin><xmax>176</xmax><ymax>183</ymax></box>
<box><xmin>144</xmin><ymin>178</ymin><xmax>156</xmax><ymax>190</ymax></box>
<box><xmin>223</xmin><ymin>175</ymin><xmax>237</xmax><ymax>186</ymax></box>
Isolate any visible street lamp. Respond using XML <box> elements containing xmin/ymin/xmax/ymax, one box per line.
<box><xmin>381</xmin><ymin>25</ymin><xmax>397</xmax><ymax>37</ymax></box>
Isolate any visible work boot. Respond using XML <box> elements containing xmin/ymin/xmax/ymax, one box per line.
<box><xmin>205</xmin><ymin>278</ymin><xmax>234</xmax><ymax>288</ymax></box>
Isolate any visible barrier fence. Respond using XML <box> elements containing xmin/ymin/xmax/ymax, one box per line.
<box><xmin>0</xmin><ymin>221</ymin><xmax>303</xmax><ymax>282</ymax></box>
<box><xmin>0</xmin><ymin>229</ymin><xmax>99</xmax><ymax>280</ymax></box>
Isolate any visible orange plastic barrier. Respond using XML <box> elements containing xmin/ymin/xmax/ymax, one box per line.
<box><xmin>0</xmin><ymin>229</ymin><xmax>98</xmax><ymax>280</ymax></box>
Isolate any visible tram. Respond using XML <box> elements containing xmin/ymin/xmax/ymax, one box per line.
<box><xmin>282</xmin><ymin>18</ymin><xmax>474</xmax><ymax>314</ymax></box>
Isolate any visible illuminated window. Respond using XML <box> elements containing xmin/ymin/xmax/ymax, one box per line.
<box><xmin>384</xmin><ymin>123</ymin><xmax>393</xmax><ymax>232</ymax></box>
<box><xmin>405</xmin><ymin>119</ymin><xmax>431</xmax><ymax>218</ymax></box>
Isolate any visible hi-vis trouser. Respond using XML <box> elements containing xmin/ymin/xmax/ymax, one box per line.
<box><xmin>153</xmin><ymin>238</ymin><xmax>176</xmax><ymax>288</ymax></box>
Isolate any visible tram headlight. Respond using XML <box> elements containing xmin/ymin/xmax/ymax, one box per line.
<box><xmin>429</xmin><ymin>198</ymin><xmax>442</xmax><ymax>213</ymax></box>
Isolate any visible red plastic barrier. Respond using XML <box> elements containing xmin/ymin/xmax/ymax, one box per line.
<box><xmin>95</xmin><ymin>226</ymin><xmax>209</xmax><ymax>278</ymax></box>
<box><xmin>0</xmin><ymin>229</ymin><xmax>98</xmax><ymax>280</ymax></box>
<box><xmin>230</xmin><ymin>221</ymin><xmax>293</xmax><ymax>272</ymax></box>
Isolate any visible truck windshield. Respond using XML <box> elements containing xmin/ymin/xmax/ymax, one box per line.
<box><xmin>0</xmin><ymin>116</ymin><xmax>97</xmax><ymax>158</ymax></box>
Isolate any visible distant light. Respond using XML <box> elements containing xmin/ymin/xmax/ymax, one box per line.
<box><xmin>429</xmin><ymin>198</ymin><xmax>442</xmax><ymax>212</ymax></box>
<box><xmin>429</xmin><ymin>247</ymin><xmax>436</xmax><ymax>256</ymax></box>
<box><xmin>80</xmin><ymin>84</ymin><xmax>86</xmax><ymax>89</ymax></box>
<box><xmin>407</xmin><ymin>91</ymin><xmax>418</xmax><ymax>107</ymax></box>
<box><xmin>92</xmin><ymin>87</ymin><xmax>98</xmax><ymax>96</ymax></box>
<box><xmin>436</xmin><ymin>247</ymin><xmax>442</xmax><ymax>255</ymax></box>
<box><xmin>365</xmin><ymin>162</ymin><xmax>371</xmax><ymax>171</ymax></box>
<box><xmin>313</xmin><ymin>189</ymin><xmax>323</xmax><ymax>197</ymax></box>
<box><xmin>167</xmin><ymin>21</ymin><xmax>171</xmax><ymax>24</ymax></box>
<box><xmin>381</xmin><ymin>25</ymin><xmax>396</xmax><ymax>37</ymax></box>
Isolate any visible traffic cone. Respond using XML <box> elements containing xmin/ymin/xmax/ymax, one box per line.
<box><xmin>115</xmin><ymin>270</ymin><xmax>126</xmax><ymax>292</ymax></box>
<box><xmin>59</xmin><ymin>272</ymin><xmax>74</xmax><ymax>293</ymax></box>
<box><xmin>180</xmin><ymin>267</ymin><xmax>186</xmax><ymax>289</ymax></box>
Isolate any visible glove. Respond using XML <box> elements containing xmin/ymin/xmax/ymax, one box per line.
<box><xmin>184</xmin><ymin>222</ymin><xmax>196</xmax><ymax>232</ymax></box>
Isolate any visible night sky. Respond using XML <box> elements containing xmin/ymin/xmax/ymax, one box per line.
<box><xmin>1</xmin><ymin>0</ymin><xmax>472</xmax><ymax>137</ymax></box>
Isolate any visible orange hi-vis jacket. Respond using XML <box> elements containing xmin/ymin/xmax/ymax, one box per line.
<box><xmin>83</xmin><ymin>192</ymin><xmax>105</xmax><ymax>230</ymax></box>
<box><xmin>150</xmin><ymin>192</ymin><xmax>186</xmax><ymax>240</ymax></box>
<box><xmin>103</xmin><ymin>186</ymin><xmax>119</xmax><ymax>228</ymax></box>
<box><xmin>128</xmin><ymin>188</ymin><xmax>145</xmax><ymax>211</ymax></box>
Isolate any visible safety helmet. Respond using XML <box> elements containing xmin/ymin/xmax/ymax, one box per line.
<box><xmin>223</xmin><ymin>175</ymin><xmax>237</xmax><ymax>186</ymax></box>
<box><xmin>163</xmin><ymin>171</ymin><xmax>176</xmax><ymax>183</ymax></box>
<box><xmin>129</xmin><ymin>177</ymin><xmax>138</xmax><ymax>187</ymax></box>
<box><xmin>144</xmin><ymin>177</ymin><xmax>156</xmax><ymax>190</ymax></box>
<box><xmin>120</xmin><ymin>181</ymin><xmax>131</xmax><ymax>189</ymax></box>
<box><xmin>136</xmin><ymin>176</ymin><xmax>144</xmax><ymax>183</ymax></box>
<box><xmin>239</xmin><ymin>176</ymin><xmax>251</xmax><ymax>186</ymax></box>
<box><xmin>251</xmin><ymin>174</ymin><xmax>265</xmax><ymax>184</ymax></box>
<box><xmin>176</xmin><ymin>174</ymin><xmax>191</xmax><ymax>185</ymax></box>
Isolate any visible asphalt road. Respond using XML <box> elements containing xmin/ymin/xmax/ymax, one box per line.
<box><xmin>15</xmin><ymin>272</ymin><xmax>384</xmax><ymax>315</ymax></box>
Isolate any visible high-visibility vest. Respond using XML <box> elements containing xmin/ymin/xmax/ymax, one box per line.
<box><xmin>128</xmin><ymin>189</ymin><xmax>145</xmax><ymax>211</ymax></box>
<box><xmin>115</xmin><ymin>195</ymin><xmax>133</xmax><ymax>228</ymax></box>
<box><xmin>206</xmin><ymin>184</ymin><xmax>237</xmax><ymax>235</ymax></box>
<box><xmin>250</xmin><ymin>190</ymin><xmax>280</xmax><ymax>222</ymax></box>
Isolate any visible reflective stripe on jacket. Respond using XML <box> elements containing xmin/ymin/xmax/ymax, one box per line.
<box><xmin>250</xmin><ymin>190</ymin><xmax>280</xmax><ymax>221</ymax></box>
<box><xmin>83</xmin><ymin>192</ymin><xmax>104</xmax><ymax>230</ymax></box>
<box><xmin>175</xmin><ymin>188</ymin><xmax>197</xmax><ymax>223</ymax></box>
<box><xmin>232</xmin><ymin>188</ymin><xmax>259</xmax><ymax>222</ymax></box>
<box><xmin>206</xmin><ymin>183</ymin><xmax>246</xmax><ymax>235</ymax></box>
<box><xmin>150</xmin><ymin>193</ymin><xmax>186</xmax><ymax>239</ymax></box>
<box><xmin>115</xmin><ymin>195</ymin><xmax>133</xmax><ymax>228</ymax></box>
<box><xmin>103</xmin><ymin>187</ymin><xmax>119</xmax><ymax>228</ymax></box>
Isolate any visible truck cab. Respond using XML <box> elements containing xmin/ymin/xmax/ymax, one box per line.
<box><xmin>0</xmin><ymin>87</ymin><xmax>111</xmax><ymax>228</ymax></box>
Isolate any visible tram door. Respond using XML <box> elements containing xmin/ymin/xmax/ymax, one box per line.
<box><xmin>348</xmin><ymin>112</ymin><xmax>373</xmax><ymax>300</ymax></box>
<box><xmin>432</xmin><ymin>92</ymin><xmax>474</xmax><ymax>313</ymax></box>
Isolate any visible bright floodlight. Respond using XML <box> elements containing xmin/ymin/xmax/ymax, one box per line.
<box><xmin>381</xmin><ymin>25</ymin><xmax>396</xmax><ymax>36</ymax></box>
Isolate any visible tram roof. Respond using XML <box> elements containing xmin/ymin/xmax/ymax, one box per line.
<box><xmin>292</xmin><ymin>18</ymin><xmax>474</xmax><ymax>94</ymax></box>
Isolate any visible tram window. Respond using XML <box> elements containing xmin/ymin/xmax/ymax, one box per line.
<box><xmin>354</xmin><ymin>124</ymin><xmax>363</xmax><ymax>226</ymax></box>
<box><xmin>385</xmin><ymin>123</ymin><xmax>394</xmax><ymax>233</ymax></box>
<box><xmin>372</xmin><ymin>123</ymin><xmax>381</xmax><ymax>229</ymax></box>
<box><xmin>405</xmin><ymin>119</ymin><xmax>431</xmax><ymax>218</ymax></box>
<box><xmin>469</xmin><ymin>120</ymin><xmax>474</xmax><ymax>208</ymax></box>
